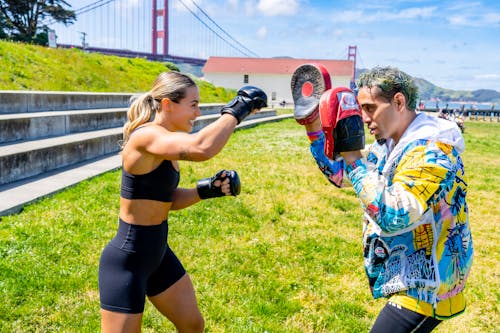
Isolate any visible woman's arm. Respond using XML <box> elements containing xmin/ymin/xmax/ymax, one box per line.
<box><xmin>170</xmin><ymin>170</ymin><xmax>239</xmax><ymax>210</ymax></box>
<box><xmin>170</xmin><ymin>188</ymin><xmax>201</xmax><ymax>210</ymax></box>
<box><xmin>144</xmin><ymin>114</ymin><xmax>239</xmax><ymax>162</ymax></box>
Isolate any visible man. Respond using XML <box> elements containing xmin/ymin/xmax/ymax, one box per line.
<box><xmin>296</xmin><ymin>66</ymin><xmax>473</xmax><ymax>332</ymax></box>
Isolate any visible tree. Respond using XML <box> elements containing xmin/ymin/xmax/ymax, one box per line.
<box><xmin>0</xmin><ymin>0</ymin><xmax>75</xmax><ymax>45</ymax></box>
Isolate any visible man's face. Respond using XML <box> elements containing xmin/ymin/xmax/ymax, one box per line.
<box><xmin>357</xmin><ymin>86</ymin><xmax>398</xmax><ymax>144</ymax></box>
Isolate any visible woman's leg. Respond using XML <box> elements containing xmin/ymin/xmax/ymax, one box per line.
<box><xmin>100</xmin><ymin>310</ymin><xmax>142</xmax><ymax>333</ymax></box>
<box><xmin>370</xmin><ymin>301</ymin><xmax>442</xmax><ymax>333</ymax></box>
<box><xmin>148</xmin><ymin>273</ymin><xmax>204</xmax><ymax>333</ymax></box>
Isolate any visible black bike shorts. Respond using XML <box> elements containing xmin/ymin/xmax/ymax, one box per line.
<box><xmin>98</xmin><ymin>218</ymin><xmax>186</xmax><ymax>313</ymax></box>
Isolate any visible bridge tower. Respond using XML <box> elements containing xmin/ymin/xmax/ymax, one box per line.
<box><xmin>347</xmin><ymin>45</ymin><xmax>357</xmax><ymax>89</ymax></box>
<box><xmin>152</xmin><ymin>0</ymin><xmax>168</xmax><ymax>55</ymax></box>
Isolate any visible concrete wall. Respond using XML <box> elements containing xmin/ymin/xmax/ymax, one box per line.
<box><xmin>0</xmin><ymin>91</ymin><xmax>227</xmax><ymax>114</ymax></box>
<box><xmin>0</xmin><ymin>103</ymin><xmax>226</xmax><ymax>144</ymax></box>
<box><xmin>204</xmin><ymin>73</ymin><xmax>352</xmax><ymax>108</ymax></box>
<box><xmin>0</xmin><ymin>90</ymin><xmax>138</xmax><ymax>114</ymax></box>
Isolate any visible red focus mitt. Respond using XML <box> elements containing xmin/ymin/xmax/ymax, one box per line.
<box><xmin>291</xmin><ymin>63</ymin><xmax>331</xmax><ymax>125</ymax></box>
<box><xmin>319</xmin><ymin>87</ymin><xmax>365</xmax><ymax>159</ymax></box>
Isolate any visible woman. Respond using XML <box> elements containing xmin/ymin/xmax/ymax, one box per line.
<box><xmin>98</xmin><ymin>71</ymin><xmax>267</xmax><ymax>333</ymax></box>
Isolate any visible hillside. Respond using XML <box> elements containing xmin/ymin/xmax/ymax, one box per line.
<box><xmin>412</xmin><ymin>77</ymin><xmax>500</xmax><ymax>103</ymax></box>
<box><xmin>0</xmin><ymin>40</ymin><xmax>235</xmax><ymax>103</ymax></box>
<box><xmin>356</xmin><ymin>68</ymin><xmax>500</xmax><ymax>103</ymax></box>
<box><xmin>2</xmin><ymin>40</ymin><xmax>497</xmax><ymax>104</ymax></box>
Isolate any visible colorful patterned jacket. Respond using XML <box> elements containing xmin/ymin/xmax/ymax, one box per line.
<box><xmin>309</xmin><ymin>113</ymin><xmax>473</xmax><ymax>305</ymax></box>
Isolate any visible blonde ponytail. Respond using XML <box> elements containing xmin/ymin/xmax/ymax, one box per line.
<box><xmin>122</xmin><ymin>93</ymin><xmax>160</xmax><ymax>147</ymax></box>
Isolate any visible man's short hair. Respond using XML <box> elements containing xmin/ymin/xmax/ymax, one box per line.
<box><xmin>357</xmin><ymin>66</ymin><xmax>419</xmax><ymax>111</ymax></box>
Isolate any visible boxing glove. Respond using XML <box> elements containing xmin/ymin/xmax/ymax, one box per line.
<box><xmin>221</xmin><ymin>86</ymin><xmax>268</xmax><ymax>124</ymax></box>
<box><xmin>291</xmin><ymin>63</ymin><xmax>331</xmax><ymax>125</ymax></box>
<box><xmin>197</xmin><ymin>170</ymin><xmax>241</xmax><ymax>199</ymax></box>
<box><xmin>319</xmin><ymin>87</ymin><xmax>365</xmax><ymax>159</ymax></box>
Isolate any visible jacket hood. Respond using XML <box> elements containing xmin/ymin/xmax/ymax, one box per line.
<box><xmin>398</xmin><ymin>112</ymin><xmax>465</xmax><ymax>153</ymax></box>
<box><xmin>382</xmin><ymin>112</ymin><xmax>465</xmax><ymax>175</ymax></box>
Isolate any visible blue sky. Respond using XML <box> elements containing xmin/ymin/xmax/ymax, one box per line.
<box><xmin>58</xmin><ymin>0</ymin><xmax>500</xmax><ymax>92</ymax></box>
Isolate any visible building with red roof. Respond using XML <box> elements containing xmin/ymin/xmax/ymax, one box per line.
<box><xmin>202</xmin><ymin>56</ymin><xmax>354</xmax><ymax>107</ymax></box>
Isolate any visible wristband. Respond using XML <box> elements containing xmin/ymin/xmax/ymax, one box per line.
<box><xmin>345</xmin><ymin>158</ymin><xmax>364</xmax><ymax>173</ymax></box>
<box><xmin>307</xmin><ymin>130</ymin><xmax>323</xmax><ymax>142</ymax></box>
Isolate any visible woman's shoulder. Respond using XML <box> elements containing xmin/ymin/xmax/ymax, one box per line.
<box><xmin>129</xmin><ymin>124</ymin><xmax>170</xmax><ymax>142</ymax></box>
<box><xmin>134</xmin><ymin>123</ymin><xmax>166</xmax><ymax>134</ymax></box>
<box><xmin>125</xmin><ymin>124</ymin><xmax>179</xmax><ymax>161</ymax></box>
<box><xmin>122</xmin><ymin>142</ymin><xmax>164</xmax><ymax>174</ymax></box>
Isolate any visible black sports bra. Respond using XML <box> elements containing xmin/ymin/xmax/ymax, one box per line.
<box><xmin>120</xmin><ymin>160</ymin><xmax>180</xmax><ymax>202</ymax></box>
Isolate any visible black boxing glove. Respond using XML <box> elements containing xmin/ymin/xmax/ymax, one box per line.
<box><xmin>196</xmin><ymin>170</ymin><xmax>241</xmax><ymax>199</ymax></box>
<box><xmin>221</xmin><ymin>86</ymin><xmax>268</xmax><ymax>124</ymax></box>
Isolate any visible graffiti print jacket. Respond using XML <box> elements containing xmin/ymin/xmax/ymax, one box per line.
<box><xmin>309</xmin><ymin>113</ymin><xmax>473</xmax><ymax>306</ymax></box>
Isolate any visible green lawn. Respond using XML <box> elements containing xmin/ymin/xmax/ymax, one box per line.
<box><xmin>0</xmin><ymin>119</ymin><xmax>498</xmax><ymax>332</ymax></box>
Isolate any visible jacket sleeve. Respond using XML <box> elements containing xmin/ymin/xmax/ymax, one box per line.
<box><xmin>345</xmin><ymin>141</ymin><xmax>455</xmax><ymax>233</ymax></box>
<box><xmin>309</xmin><ymin>132</ymin><xmax>346</xmax><ymax>188</ymax></box>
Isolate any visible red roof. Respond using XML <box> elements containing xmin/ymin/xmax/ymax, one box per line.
<box><xmin>203</xmin><ymin>56</ymin><xmax>353</xmax><ymax>77</ymax></box>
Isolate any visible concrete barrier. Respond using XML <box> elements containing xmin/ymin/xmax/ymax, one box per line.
<box><xmin>0</xmin><ymin>90</ymin><xmax>231</xmax><ymax>114</ymax></box>
<box><xmin>0</xmin><ymin>108</ymin><xmax>126</xmax><ymax>144</ymax></box>
<box><xmin>0</xmin><ymin>129</ymin><xmax>122</xmax><ymax>186</ymax></box>
<box><xmin>0</xmin><ymin>90</ymin><xmax>136</xmax><ymax>114</ymax></box>
<box><xmin>0</xmin><ymin>103</ymin><xmax>227</xmax><ymax>144</ymax></box>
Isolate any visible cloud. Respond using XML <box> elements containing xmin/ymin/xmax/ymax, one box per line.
<box><xmin>396</xmin><ymin>7</ymin><xmax>435</xmax><ymax>19</ymax></box>
<box><xmin>257</xmin><ymin>0</ymin><xmax>300</xmax><ymax>16</ymax></box>
<box><xmin>446</xmin><ymin>2</ymin><xmax>482</xmax><ymax>11</ymax></box>
<box><xmin>385</xmin><ymin>57</ymin><xmax>421</xmax><ymax>65</ymax></box>
<box><xmin>332</xmin><ymin>29</ymin><xmax>344</xmax><ymax>38</ymax></box>
<box><xmin>474</xmin><ymin>74</ymin><xmax>500</xmax><ymax>80</ymax></box>
<box><xmin>357</xmin><ymin>31</ymin><xmax>374</xmax><ymax>39</ymax></box>
<box><xmin>172</xmin><ymin>0</ymin><xmax>199</xmax><ymax>12</ymax></box>
<box><xmin>448</xmin><ymin>15</ymin><xmax>466</xmax><ymax>25</ymax></box>
<box><xmin>333</xmin><ymin>10</ymin><xmax>365</xmax><ymax>23</ymax></box>
<box><xmin>332</xmin><ymin>6</ymin><xmax>436</xmax><ymax>24</ymax></box>
<box><xmin>244</xmin><ymin>0</ymin><xmax>257</xmax><ymax>15</ymax></box>
<box><xmin>256</xmin><ymin>26</ymin><xmax>268</xmax><ymax>38</ymax></box>
<box><xmin>448</xmin><ymin>13</ymin><xmax>500</xmax><ymax>27</ymax></box>
<box><xmin>484</xmin><ymin>12</ymin><xmax>500</xmax><ymax>24</ymax></box>
<box><xmin>227</xmin><ymin>0</ymin><xmax>238</xmax><ymax>10</ymax></box>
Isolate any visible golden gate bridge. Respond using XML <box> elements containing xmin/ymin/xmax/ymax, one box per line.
<box><xmin>47</xmin><ymin>0</ymin><xmax>259</xmax><ymax>66</ymax></box>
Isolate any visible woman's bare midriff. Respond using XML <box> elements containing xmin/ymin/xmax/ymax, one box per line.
<box><xmin>119</xmin><ymin>197</ymin><xmax>172</xmax><ymax>225</ymax></box>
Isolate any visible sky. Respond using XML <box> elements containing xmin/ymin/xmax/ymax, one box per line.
<box><xmin>57</xmin><ymin>0</ymin><xmax>500</xmax><ymax>92</ymax></box>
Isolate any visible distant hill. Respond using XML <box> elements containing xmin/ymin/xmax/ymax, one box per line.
<box><xmin>356</xmin><ymin>68</ymin><xmax>500</xmax><ymax>103</ymax></box>
<box><xmin>413</xmin><ymin>77</ymin><xmax>500</xmax><ymax>103</ymax></box>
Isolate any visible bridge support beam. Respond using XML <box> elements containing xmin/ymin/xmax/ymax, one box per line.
<box><xmin>152</xmin><ymin>0</ymin><xmax>168</xmax><ymax>55</ymax></box>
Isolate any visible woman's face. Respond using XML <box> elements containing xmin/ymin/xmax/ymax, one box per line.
<box><xmin>165</xmin><ymin>85</ymin><xmax>201</xmax><ymax>132</ymax></box>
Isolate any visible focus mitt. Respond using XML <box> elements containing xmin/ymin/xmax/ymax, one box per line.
<box><xmin>291</xmin><ymin>63</ymin><xmax>331</xmax><ymax>125</ymax></box>
<box><xmin>319</xmin><ymin>87</ymin><xmax>365</xmax><ymax>159</ymax></box>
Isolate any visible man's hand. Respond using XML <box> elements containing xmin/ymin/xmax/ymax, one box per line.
<box><xmin>340</xmin><ymin>151</ymin><xmax>362</xmax><ymax>164</ymax></box>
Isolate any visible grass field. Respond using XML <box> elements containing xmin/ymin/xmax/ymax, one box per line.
<box><xmin>0</xmin><ymin>119</ymin><xmax>498</xmax><ymax>332</ymax></box>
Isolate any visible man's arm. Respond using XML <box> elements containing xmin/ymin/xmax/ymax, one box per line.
<box><xmin>344</xmin><ymin>141</ymin><xmax>455</xmax><ymax>233</ymax></box>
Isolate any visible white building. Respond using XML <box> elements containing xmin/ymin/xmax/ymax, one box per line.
<box><xmin>202</xmin><ymin>56</ymin><xmax>354</xmax><ymax>107</ymax></box>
